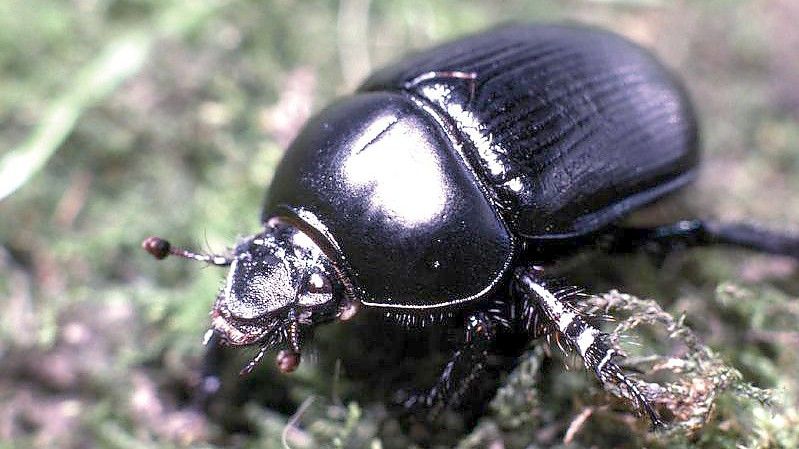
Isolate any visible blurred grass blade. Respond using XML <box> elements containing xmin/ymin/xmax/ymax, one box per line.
<box><xmin>0</xmin><ymin>35</ymin><xmax>148</xmax><ymax>202</ymax></box>
<box><xmin>0</xmin><ymin>0</ymin><xmax>223</xmax><ymax>202</ymax></box>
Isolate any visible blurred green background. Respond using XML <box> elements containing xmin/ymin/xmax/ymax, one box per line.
<box><xmin>1</xmin><ymin>0</ymin><xmax>799</xmax><ymax>448</ymax></box>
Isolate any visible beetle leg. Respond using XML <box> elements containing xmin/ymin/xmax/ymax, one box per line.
<box><xmin>513</xmin><ymin>266</ymin><xmax>663</xmax><ymax>427</ymax></box>
<box><xmin>403</xmin><ymin>311</ymin><xmax>498</xmax><ymax>419</ymax></box>
<box><xmin>602</xmin><ymin>220</ymin><xmax>799</xmax><ymax>260</ymax></box>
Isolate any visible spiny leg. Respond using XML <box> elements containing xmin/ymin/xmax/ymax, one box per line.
<box><xmin>404</xmin><ymin>311</ymin><xmax>499</xmax><ymax>419</ymax></box>
<box><xmin>513</xmin><ymin>266</ymin><xmax>663</xmax><ymax>427</ymax></box>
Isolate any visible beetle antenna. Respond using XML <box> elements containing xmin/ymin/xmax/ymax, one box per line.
<box><xmin>142</xmin><ymin>236</ymin><xmax>233</xmax><ymax>266</ymax></box>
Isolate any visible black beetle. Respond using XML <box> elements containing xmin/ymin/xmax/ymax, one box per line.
<box><xmin>143</xmin><ymin>24</ymin><xmax>799</xmax><ymax>426</ymax></box>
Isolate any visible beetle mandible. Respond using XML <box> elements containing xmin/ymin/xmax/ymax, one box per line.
<box><xmin>143</xmin><ymin>24</ymin><xmax>799</xmax><ymax>425</ymax></box>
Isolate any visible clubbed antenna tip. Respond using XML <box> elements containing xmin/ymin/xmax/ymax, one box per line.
<box><xmin>141</xmin><ymin>236</ymin><xmax>234</xmax><ymax>266</ymax></box>
<box><xmin>142</xmin><ymin>236</ymin><xmax>172</xmax><ymax>259</ymax></box>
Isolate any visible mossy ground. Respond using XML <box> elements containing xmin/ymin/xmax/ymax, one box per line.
<box><xmin>2</xmin><ymin>1</ymin><xmax>799</xmax><ymax>448</ymax></box>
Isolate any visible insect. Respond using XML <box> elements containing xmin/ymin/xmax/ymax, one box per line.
<box><xmin>143</xmin><ymin>24</ymin><xmax>799</xmax><ymax>426</ymax></box>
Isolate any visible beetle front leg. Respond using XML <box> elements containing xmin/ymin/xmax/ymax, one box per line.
<box><xmin>512</xmin><ymin>266</ymin><xmax>663</xmax><ymax>427</ymax></box>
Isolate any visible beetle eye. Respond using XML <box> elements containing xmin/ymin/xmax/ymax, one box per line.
<box><xmin>305</xmin><ymin>272</ymin><xmax>332</xmax><ymax>295</ymax></box>
<box><xmin>297</xmin><ymin>272</ymin><xmax>333</xmax><ymax>307</ymax></box>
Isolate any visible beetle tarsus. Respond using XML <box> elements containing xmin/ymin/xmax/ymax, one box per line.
<box><xmin>586</xmin><ymin>339</ymin><xmax>664</xmax><ymax>428</ymax></box>
<box><xmin>701</xmin><ymin>221</ymin><xmax>799</xmax><ymax>258</ymax></box>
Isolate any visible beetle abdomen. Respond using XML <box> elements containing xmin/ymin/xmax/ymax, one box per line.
<box><xmin>363</xmin><ymin>24</ymin><xmax>699</xmax><ymax>238</ymax></box>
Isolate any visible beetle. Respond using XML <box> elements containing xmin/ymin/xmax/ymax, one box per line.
<box><xmin>143</xmin><ymin>23</ymin><xmax>799</xmax><ymax>426</ymax></box>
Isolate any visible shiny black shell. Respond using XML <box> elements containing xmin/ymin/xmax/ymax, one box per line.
<box><xmin>263</xmin><ymin>24</ymin><xmax>699</xmax><ymax>309</ymax></box>
<box><xmin>264</xmin><ymin>93</ymin><xmax>515</xmax><ymax>309</ymax></box>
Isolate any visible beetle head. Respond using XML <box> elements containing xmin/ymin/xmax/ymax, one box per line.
<box><xmin>143</xmin><ymin>218</ymin><xmax>358</xmax><ymax>374</ymax></box>
<box><xmin>207</xmin><ymin>218</ymin><xmax>359</xmax><ymax>372</ymax></box>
